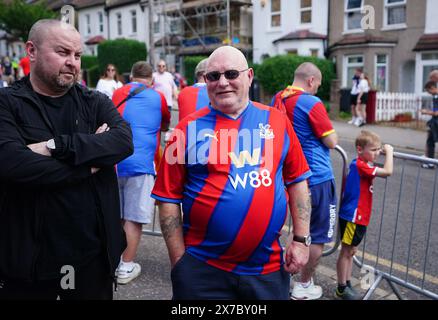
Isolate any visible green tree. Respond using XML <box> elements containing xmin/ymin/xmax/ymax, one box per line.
<box><xmin>0</xmin><ymin>0</ymin><xmax>57</xmax><ymax>41</ymax></box>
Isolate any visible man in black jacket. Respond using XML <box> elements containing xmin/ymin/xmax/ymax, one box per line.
<box><xmin>0</xmin><ymin>19</ymin><xmax>133</xmax><ymax>299</ymax></box>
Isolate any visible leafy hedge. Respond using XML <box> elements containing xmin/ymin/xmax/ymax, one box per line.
<box><xmin>249</xmin><ymin>62</ymin><xmax>261</xmax><ymax>78</ymax></box>
<box><xmin>256</xmin><ymin>55</ymin><xmax>335</xmax><ymax>101</ymax></box>
<box><xmin>86</xmin><ymin>65</ymin><xmax>100</xmax><ymax>88</ymax></box>
<box><xmin>97</xmin><ymin>39</ymin><xmax>147</xmax><ymax>76</ymax></box>
<box><xmin>81</xmin><ymin>55</ymin><xmax>98</xmax><ymax>70</ymax></box>
<box><xmin>183</xmin><ymin>55</ymin><xmax>208</xmax><ymax>85</ymax></box>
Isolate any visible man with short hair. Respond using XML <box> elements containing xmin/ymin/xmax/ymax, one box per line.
<box><xmin>0</xmin><ymin>19</ymin><xmax>133</xmax><ymax>300</ymax></box>
<box><xmin>153</xmin><ymin>59</ymin><xmax>178</xmax><ymax>111</ymax></box>
<box><xmin>112</xmin><ymin>61</ymin><xmax>170</xmax><ymax>284</ymax></box>
<box><xmin>272</xmin><ymin>62</ymin><xmax>338</xmax><ymax>300</ymax></box>
<box><xmin>152</xmin><ymin>46</ymin><xmax>312</xmax><ymax>300</ymax></box>
<box><xmin>420</xmin><ymin>81</ymin><xmax>438</xmax><ymax>169</ymax></box>
<box><xmin>177</xmin><ymin>58</ymin><xmax>209</xmax><ymax>121</ymax></box>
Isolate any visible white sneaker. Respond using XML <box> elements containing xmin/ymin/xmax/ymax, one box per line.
<box><xmin>354</xmin><ymin>118</ymin><xmax>363</xmax><ymax>127</ymax></box>
<box><xmin>116</xmin><ymin>263</ymin><xmax>141</xmax><ymax>284</ymax></box>
<box><xmin>291</xmin><ymin>278</ymin><xmax>323</xmax><ymax>300</ymax></box>
<box><xmin>421</xmin><ymin>163</ymin><xmax>436</xmax><ymax>169</ymax></box>
<box><xmin>420</xmin><ymin>155</ymin><xmax>436</xmax><ymax>169</ymax></box>
<box><xmin>347</xmin><ymin>118</ymin><xmax>355</xmax><ymax>124</ymax></box>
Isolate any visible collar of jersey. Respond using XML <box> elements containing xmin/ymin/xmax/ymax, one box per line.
<box><xmin>130</xmin><ymin>81</ymin><xmax>151</xmax><ymax>88</ymax></box>
<box><xmin>281</xmin><ymin>85</ymin><xmax>305</xmax><ymax>99</ymax></box>
<box><xmin>208</xmin><ymin>101</ymin><xmax>250</xmax><ymax>120</ymax></box>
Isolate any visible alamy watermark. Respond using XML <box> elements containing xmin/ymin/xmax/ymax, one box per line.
<box><xmin>361</xmin><ymin>5</ymin><xmax>375</xmax><ymax>30</ymax></box>
<box><xmin>60</xmin><ymin>5</ymin><xmax>75</xmax><ymax>26</ymax></box>
<box><xmin>60</xmin><ymin>265</ymin><xmax>75</xmax><ymax>290</ymax></box>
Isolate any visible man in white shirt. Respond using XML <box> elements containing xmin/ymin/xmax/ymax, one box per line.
<box><xmin>153</xmin><ymin>60</ymin><xmax>178</xmax><ymax>110</ymax></box>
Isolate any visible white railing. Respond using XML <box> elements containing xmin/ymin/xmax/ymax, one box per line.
<box><xmin>375</xmin><ymin>92</ymin><xmax>431</xmax><ymax>122</ymax></box>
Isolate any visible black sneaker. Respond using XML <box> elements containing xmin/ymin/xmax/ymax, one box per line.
<box><xmin>334</xmin><ymin>286</ymin><xmax>359</xmax><ymax>300</ymax></box>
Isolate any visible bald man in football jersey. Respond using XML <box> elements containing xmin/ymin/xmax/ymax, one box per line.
<box><xmin>272</xmin><ymin>62</ymin><xmax>338</xmax><ymax>300</ymax></box>
<box><xmin>152</xmin><ymin>46</ymin><xmax>312</xmax><ymax>300</ymax></box>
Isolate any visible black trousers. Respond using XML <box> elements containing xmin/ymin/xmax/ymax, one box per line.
<box><xmin>0</xmin><ymin>254</ymin><xmax>113</xmax><ymax>300</ymax></box>
<box><xmin>171</xmin><ymin>252</ymin><xmax>290</xmax><ymax>300</ymax></box>
<box><xmin>426</xmin><ymin>129</ymin><xmax>436</xmax><ymax>159</ymax></box>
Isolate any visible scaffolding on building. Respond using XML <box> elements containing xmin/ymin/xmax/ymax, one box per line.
<box><xmin>146</xmin><ymin>0</ymin><xmax>252</xmax><ymax>65</ymax></box>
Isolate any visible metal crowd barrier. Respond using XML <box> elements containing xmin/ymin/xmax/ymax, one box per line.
<box><xmin>352</xmin><ymin>152</ymin><xmax>438</xmax><ymax>300</ymax></box>
<box><xmin>282</xmin><ymin>145</ymin><xmax>349</xmax><ymax>256</ymax></box>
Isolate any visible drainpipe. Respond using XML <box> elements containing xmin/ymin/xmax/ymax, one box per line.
<box><xmin>105</xmin><ymin>4</ymin><xmax>110</xmax><ymax>42</ymax></box>
<box><xmin>148</xmin><ymin>0</ymin><xmax>155</xmax><ymax>67</ymax></box>
<box><xmin>227</xmin><ymin>0</ymin><xmax>230</xmax><ymax>43</ymax></box>
<box><xmin>325</xmin><ymin>0</ymin><xmax>330</xmax><ymax>58</ymax></box>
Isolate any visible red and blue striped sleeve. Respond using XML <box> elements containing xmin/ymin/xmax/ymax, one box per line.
<box><xmin>151</xmin><ymin>122</ymin><xmax>187</xmax><ymax>203</ymax></box>
<box><xmin>157</xmin><ymin>90</ymin><xmax>170</xmax><ymax>129</ymax></box>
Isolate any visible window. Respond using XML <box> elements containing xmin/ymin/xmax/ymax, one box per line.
<box><xmin>344</xmin><ymin>55</ymin><xmax>364</xmax><ymax>87</ymax></box>
<box><xmin>300</xmin><ymin>0</ymin><xmax>312</xmax><ymax>24</ymax></box>
<box><xmin>98</xmin><ymin>12</ymin><xmax>104</xmax><ymax>33</ymax></box>
<box><xmin>117</xmin><ymin>13</ymin><xmax>122</xmax><ymax>35</ymax></box>
<box><xmin>287</xmin><ymin>49</ymin><xmax>298</xmax><ymax>55</ymax></box>
<box><xmin>375</xmin><ymin>54</ymin><xmax>388</xmax><ymax>91</ymax></box>
<box><xmin>421</xmin><ymin>53</ymin><xmax>438</xmax><ymax>91</ymax></box>
<box><xmin>271</xmin><ymin>0</ymin><xmax>281</xmax><ymax>27</ymax></box>
<box><xmin>384</xmin><ymin>0</ymin><xmax>406</xmax><ymax>27</ymax></box>
<box><xmin>344</xmin><ymin>0</ymin><xmax>363</xmax><ymax>31</ymax></box>
<box><xmin>86</xmin><ymin>14</ymin><xmax>91</xmax><ymax>34</ymax></box>
<box><xmin>131</xmin><ymin>10</ymin><xmax>137</xmax><ymax>34</ymax></box>
<box><xmin>310</xmin><ymin>49</ymin><xmax>318</xmax><ymax>57</ymax></box>
<box><xmin>218</xmin><ymin>11</ymin><xmax>227</xmax><ymax>29</ymax></box>
<box><xmin>170</xmin><ymin>19</ymin><xmax>179</xmax><ymax>33</ymax></box>
<box><xmin>153</xmin><ymin>15</ymin><xmax>160</xmax><ymax>34</ymax></box>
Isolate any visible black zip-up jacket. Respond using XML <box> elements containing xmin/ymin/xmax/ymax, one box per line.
<box><xmin>0</xmin><ymin>77</ymin><xmax>133</xmax><ymax>282</ymax></box>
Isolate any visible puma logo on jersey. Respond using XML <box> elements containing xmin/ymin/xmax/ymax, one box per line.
<box><xmin>204</xmin><ymin>131</ymin><xmax>218</xmax><ymax>141</ymax></box>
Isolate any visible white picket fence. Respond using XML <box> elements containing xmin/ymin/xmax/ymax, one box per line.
<box><xmin>375</xmin><ymin>92</ymin><xmax>431</xmax><ymax>122</ymax></box>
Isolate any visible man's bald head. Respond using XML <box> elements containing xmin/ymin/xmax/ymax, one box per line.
<box><xmin>194</xmin><ymin>58</ymin><xmax>208</xmax><ymax>82</ymax></box>
<box><xmin>207</xmin><ymin>46</ymin><xmax>249</xmax><ymax>71</ymax></box>
<box><xmin>28</xmin><ymin>19</ymin><xmax>79</xmax><ymax>47</ymax></box>
<box><xmin>205</xmin><ymin>46</ymin><xmax>253</xmax><ymax>118</ymax></box>
<box><xmin>292</xmin><ymin>62</ymin><xmax>322</xmax><ymax>95</ymax></box>
<box><xmin>27</xmin><ymin>19</ymin><xmax>82</xmax><ymax>97</ymax></box>
<box><xmin>294</xmin><ymin>62</ymin><xmax>322</xmax><ymax>82</ymax></box>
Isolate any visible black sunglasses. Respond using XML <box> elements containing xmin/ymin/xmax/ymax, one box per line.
<box><xmin>204</xmin><ymin>68</ymin><xmax>249</xmax><ymax>82</ymax></box>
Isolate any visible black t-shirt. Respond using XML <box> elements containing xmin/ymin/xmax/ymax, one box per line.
<box><xmin>2</xmin><ymin>61</ymin><xmax>12</xmax><ymax>76</ymax></box>
<box><xmin>34</xmin><ymin>91</ymin><xmax>102</xmax><ymax>280</ymax></box>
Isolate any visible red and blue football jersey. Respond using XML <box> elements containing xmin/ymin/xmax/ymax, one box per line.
<box><xmin>272</xmin><ymin>86</ymin><xmax>335</xmax><ymax>186</ymax></box>
<box><xmin>113</xmin><ymin>82</ymin><xmax>170</xmax><ymax>176</ymax></box>
<box><xmin>178</xmin><ymin>83</ymin><xmax>210</xmax><ymax>121</ymax></box>
<box><xmin>152</xmin><ymin>101</ymin><xmax>311</xmax><ymax>275</ymax></box>
<box><xmin>339</xmin><ymin>158</ymin><xmax>377</xmax><ymax>226</ymax></box>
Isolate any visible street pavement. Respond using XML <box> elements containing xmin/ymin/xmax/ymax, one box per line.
<box><xmin>114</xmin><ymin>119</ymin><xmax>435</xmax><ymax>301</ymax></box>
